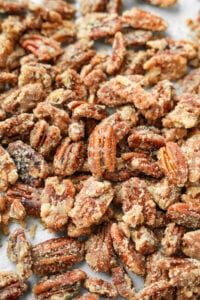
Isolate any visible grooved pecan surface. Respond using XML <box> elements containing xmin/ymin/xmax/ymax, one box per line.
<box><xmin>111</xmin><ymin>266</ymin><xmax>135</xmax><ymax>300</ymax></box>
<box><xmin>84</xmin><ymin>277</ymin><xmax>118</xmax><ymax>299</ymax></box>
<box><xmin>0</xmin><ymin>272</ymin><xmax>27</xmax><ymax>300</ymax></box>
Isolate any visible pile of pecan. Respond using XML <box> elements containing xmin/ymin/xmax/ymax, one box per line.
<box><xmin>0</xmin><ymin>0</ymin><xmax>200</xmax><ymax>299</ymax></box>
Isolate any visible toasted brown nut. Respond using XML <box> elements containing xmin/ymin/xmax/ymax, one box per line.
<box><xmin>0</xmin><ymin>271</ymin><xmax>27</xmax><ymax>300</ymax></box>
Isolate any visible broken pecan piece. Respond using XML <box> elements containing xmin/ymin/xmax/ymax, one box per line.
<box><xmin>0</xmin><ymin>146</ymin><xmax>18</xmax><ymax>192</ymax></box>
<box><xmin>182</xmin><ymin>67</ymin><xmax>200</xmax><ymax>94</ymax></box>
<box><xmin>68</xmin><ymin>119</ymin><xmax>85</xmax><ymax>142</ymax></box>
<box><xmin>84</xmin><ymin>277</ymin><xmax>118</xmax><ymax>299</ymax></box>
<box><xmin>111</xmin><ymin>266</ymin><xmax>135</xmax><ymax>300</ymax></box>
<box><xmin>40</xmin><ymin>177</ymin><xmax>75</xmax><ymax>230</ymax></box>
<box><xmin>68</xmin><ymin>101</ymin><xmax>106</xmax><ymax>120</ymax></box>
<box><xmin>144</xmin><ymin>0</ymin><xmax>177</xmax><ymax>6</ymax></box>
<box><xmin>131</xmin><ymin>226</ymin><xmax>158</xmax><ymax>254</ymax></box>
<box><xmin>33</xmin><ymin>270</ymin><xmax>86</xmax><ymax>300</ymax></box>
<box><xmin>80</xmin><ymin>0</ymin><xmax>106</xmax><ymax>15</ymax></box>
<box><xmin>7</xmin><ymin>229</ymin><xmax>32</xmax><ymax>280</ymax></box>
<box><xmin>0</xmin><ymin>272</ymin><xmax>27</xmax><ymax>300</ymax></box>
<box><xmin>69</xmin><ymin>177</ymin><xmax>114</xmax><ymax>228</ymax></box>
<box><xmin>32</xmin><ymin>237</ymin><xmax>84</xmax><ymax>275</ymax></box>
<box><xmin>8</xmin><ymin>141</ymin><xmax>49</xmax><ymax>187</ymax></box>
<box><xmin>161</xmin><ymin>223</ymin><xmax>184</xmax><ymax>256</ymax></box>
<box><xmin>0</xmin><ymin>0</ymin><xmax>28</xmax><ymax>13</ymax></box>
<box><xmin>182</xmin><ymin>230</ymin><xmax>200</xmax><ymax>259</ymax></box>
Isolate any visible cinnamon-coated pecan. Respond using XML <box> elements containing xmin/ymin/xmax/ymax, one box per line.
<box><xmin>84</xmin><ymin>277</ymin><xmax>118</xmax><ymax>299</ymax></box>
<box><xmin>0</xmin><ymin>272</ymin><xmax>27</xmax><ymax>300</ymax></box>
<box><xmin>0</xmin><ymin>146</ymin><xmax>18</xmax><ymax>192</ymax></box>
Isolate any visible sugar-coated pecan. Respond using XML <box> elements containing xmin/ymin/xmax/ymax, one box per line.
<box><xmin>6</xmin><ymin>46</ymin><xmax>25</xmax><ymax>70</ymax></box>
<box><xmin>86</xmin><ymin>222</ymin><xmax>117</xmax><ymax>272</ymax></box>
<box><xmin>128</xmin><ymin>126</ymin><xmax>165</xmax><ymax>151</ymax></box>
<box><xmin>55</xmin><ymin>69</ymin><xmax>87</xmax><ymax>102</ymax></box>
<box><xmin>30</xmin><ymin>120</ymin><xmax>61</xmax><ymax>159</ymax></box>
<box><xmin>0</xmin><ymin>272</ymin><xmax>27</xmax><ymax>300</ymax></box>
<box><xmin>0</xmin><ymin>113</ymin><xmax>34</xmax><ymax>143</ymax></box>
<box><xmin>21</xmin><ymin>34</ymin><xmax>63</xmax><ymax>61</ymax></box>
<box><xmin>34</xmin><ymin>102</ymin><xmax>70</xmax><ymax>135</ymax></box>
<box><xmin>33</xmin><ymin>269</ymin><xmax>86</xmax><ymax>300</ymax></box>
<box><xmin>53</xmin><ymin>138</ymin><xmax>85</xmax><ymax>176</ymax></box>
<box><xmin>123</xmin><ymin>28</ymin><xmax>153</xmax><ymax>47</ymax></box>
<box><xmin>45</xmin><ymin>88</ymin><xmax>74</xmax><ymax>108</ymax></box>
<box><xmin>106</xmin><ymin>32</ymin><xmax>126</xmax><ymax>75</ymax></box>
<box><xmin>80</xmin><ymin>0</ymin><xmax>106</xmax><ymax>15</ymax></box>
<box><xmin>68</xmin><ymin>101</ymin><xmax>106</xmax><ymax>120</ymax></box>
<box><xmin>122</xmin><ymin>7</ymin><xmax>168</xmax><ymax>31</ymax></box>
<box><xmin>182</xmin><ymin>68</ymin><xmax>200</xmax><ymax>94</ymax></box>
<box><xmin>88</xmin><ymin>120</ymin><xmax>117</xmax><ymax>178</ymax></box>
<box><xmin>119</xmin><ymin>50</ymin><xmax>147</xmax><ymax>75</ymax></box>
<box><xmin>6</xmin><ymin>182</ymin><xmax>42</xmax><ymax>216</ymax></box>
<box><xmin>76</xmin><ymin>13</ymin><xmax>122</xmax><ymax>40</ymax></box>
<box><xmin>144</xmin><ymin>52</ymin><xmax>187</xmax><ymax>84</ymax></box>
<box><xmin>132</xmin><ymin>226</ymin><xmax>158</xmax><ymax>254</ymax></box>
<box><xmin>116</xmin><ymin>177</ymin><xmax>156</xmax><ymax>227</ymax></box>
<box><xmin>2</xmin><ymin>83</ymin><xmax>46</xmax><ymax>114</ymax></box>
<box><xmin>56</xmin><ymin>39</ymin><xmax>95</xmax><ymax>72</ymax></box>
<box><xmin>84</xmin><ymin>277</ymin><xmax>118</xmax><ymax>299</ymax></box>
<box><xmin>67</xmin><ymin>221</ymin><xmax>92</xmax><ymax>238</ymax></box>
<box><xmin>18</xmin><ymin>62</ymin><xmax>57</xmax><ymax>92</ymax></box>
<box><xmin>111</xmin><ymin>266</ymin><xmax>135</xmax><ymax>300</ymax></box>
<box><xmin>41</xmin><ymin>20</ymin><xmax>76</xmax><ymax>44</ymax></box>
<box><xmin>158</xmin><ymin>142</ymin><xmax>188</xmax><ymax>187</ymax></box>
<box><xmin>0</xmin><ymin>71</ymin><xmax>18</xmax><ymax>91</ymax></box>
<box><xmin>81</xmin><ymin>68</ymin><xmax>107</xmax><ymax>96</ymax></box>
<box><xmin>8</xmin><ymin>141</ymin><xmax>49</xmax><ymax>187</ymax></box>
<box><xmin>111</xmin><ymin>223</ymin><xmax>146</xmax><ymax>275</ymax></box>
<box><xmin>40</xmin><ymin>177</ymin><xmax>74</xmax><ymax>230</ymax></box>
<box><xmin>144</xmin><ymin>0</ymin><xmax>177</xmax><ymax>6</ymax></box>
<box><xmin>9</xmin><ymin>198</ymin><xmax>26</xmax><ymax>220</ymax></box>
<box><xmin>163</xmin><ymin>93</ymin><xmax>200</xmax><ymax>129</ymax></box>
<box><xmin>69</xmin><ymin>177</ymin><xmax>114</xmax><ymax>228</ymax></box>
<box><xmin>167</xmin><ymin>203</ymin><xmax>200</xmax><ymax>228</ymax></box>
<box><xmin>0</xmin><ymin>0</ymin><xmax>28</xmax><ymax>13</ymax></box>
<box><xmin>182</xmin><ymin>230</ymin><xmax>200</xmax><ymax>259</ymax></box>
<box><xmin>98</xmin><ymin>75</ymin><xmax>155</xmax><ymax>108</ymax></box>
<box><xmin>182</xmin><ymin>185</ymin><xmax>200</xmax><ymax>204</ymax></box>
<box><xmin>32</xmin><ymin>237</ymin><xmax>85</xmax><ymax>276</ymax></box>
<box><xmin>0</xmin><ymin>146</ymin><xmax>18</xmax><ymax>192</ymax></box>
<box><xmin>68</xmin><ymin>119</ymin><xmax>85</xmax><ymax>142</ymax></box>
<box><xmin>135</xmin><ymin>280</ymin><xmax>171</xmax><ymax>300</ymax></box>
<box><xmin>106</xmin><ymin>0</ymin><xmax>122</xmax><ymax>13</ymax></box>
<box><xmin>7</xmin><ymin>229</ymin><xmax>32</xmax><ymax>280</ymax></box>
<box><xmin>161</xmin><ymin>223</ymin><xmax>184</xmax><ymax>256</ymax></box>
<box><xmin>74</xmin><ymin>294</ymin><xmax>99</xmax><ymax>300</ymax></box>
<box><xmin>162</xmin><ymin>128</ymin><xmax>187</xmax><ymax>142</ymax></box>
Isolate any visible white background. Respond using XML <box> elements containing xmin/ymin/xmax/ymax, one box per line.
<box><xmin>1</xmin><ymin>0</ymin><xmax>200</xmax><ymax>299</ymax></box>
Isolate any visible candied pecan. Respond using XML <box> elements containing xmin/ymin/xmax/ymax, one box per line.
<box><xmin>84</xmin><ymin>277</ymin><xmax>118</xmax><ymax>299</ymax></box>
<box><xmin>69</xmin><ymin>177</ymin><xmax>114</xmax><ymax>228</ymax></box>
<box><xmin>132</xmin><ymin>226</ymin><xmax>158</xmax><ymax>254</ymax></box>
<box><xmin>41</xmin><ymin>20</ymin><xmax>76</xmax><ymax>44</ymax></box>
<box><xmin>135</xmin><ymin>280</ymin><xmax>171</xmax><ymax>300</ymax></box>
<box><xmin>53</xmin><ymin>138</ymin><xmax>85</xmax><ymax>176</ymax></box>
<box><xmin>106</xmin><ymin>32</ymin><xmax>126</xmax><ymax>75</ymax></box>
<box><xmin>56</xmin><ymin>69</ymin><xmax>87</xmax><ymax>102</ymax></box>
<box><xmin>163</xmin><ymin>93</ymin><xmax>200</xmax><ymax>129</ymax></box>
<box><xmin>82</xmin><ymin>68</ymin><xmax>107</xmax><ymax>97</ymax></box>
<box><xmin>9</xmin><ymin>199</ymin><xmax>26</xmax><ymax>220</ymax></box>
<box><xmin>2</xmin><ymin>83</ymin><xmax>46</xmax><ymax>114</ymax></box>
<box><xmin>33</xmin><ymin>270</ymin><xmax>86</xmax><ymax>300</ymax></box>
<box><xmin>119</xmin><ymin>50</ymin><xmax>147</xmax><ymax>75</ymax></box>
<box><xmin>75</xmin><ymin>294</ymin><xmax>99</xmax><ymax>300</ymax></box>
<box><xmin>144</xmin><ymin>52</ymin><xmax>187</xmax><ymax>84</ymax></box>
<box><xmin>30</xmin><ymin>120</ymin><xmax>61</xmax><ymax>159</ymax></box>
<box><xmin>182</xmin><ymin>68</ymin><xmax>200</xmax><ymax>94</ymax></box>
<box><xmin>40</xmin><ymin>177</ymin><xmax>74</xmax><ymax>230</ymax></box>
<box><xmin>97</xmin><ymin>75</ymin><xmax>155</xmax><ymax>108</ymax></box>
<box><xmin>162</xmin><ymin>128</ymin><xmax>187</xmax><ymax>142</ymax></box>
<box><xmin>6</xmin><ymin>182</ymin><xmax>42</xmax><ymax>217</ymax></box>
<box><xmin>86</xmin><ymin>223</ymin><xmax>117</xmax><ymax>272</ymax></box>
<box><xmin>8</xmin><ymin>141</ymin><xmax>49</xmax><ymax>187</ymax></box>
<box><xmin>120</xmin><ymin>28</ymin><xmax>153</xmax><ymax>47</ymax></box>
<box><xmin>45</xmin><ymin>89</ymin><xmax>73</xmax><ymax>108</ymax></box>
<box><xmin>32</xmin><ymin>237</ymin><xmax>84</xmax><ymax>276</ymax></box>
<box><xmin>0</xmin><ymin>272</ymin><xmax>27</xmax><ymax>300</ymax></box>
<box><xmin>122</xmin><ymin>152</ymin><xmax>163</xmax><ymax>179</ymax></box>
<box><xmin>182</xmin><ymin>230</ymin><xmax>200</xmax><ymax>259</ymax></box>
<box><xmin>7</xmin><ymin>229</ymin><xmax>32</xmax><ymax>280</ymax></box>
<box><xmin>68</xmin><ymin>119</ymin><xmax>85</xmax><ymax>142</ymax></box>
<box><xmin>80</xmin><ymin>0</ymin><xmax>107</xmax><ymax>15</ymax></box>
<box><xmin>167</xmin><ymin>203</ymin><xmax>200</xmax><ymax>228</ymax></box>
<box><xmin>67</xmin><ymin>221</ymin><xmax>92</xmax><ymax>238</ymax></box>
<box><xmin>0</xmin><ymin>33</ymin><xmax>15</xmax><ymax>68</ymax></box>
<box><xmin>76</xmin><ymin>13</ymin><xmax>122</xmax><ymax>40</ymax></box>
<box><xmin>56</xmin><ymin>39</ymin><xmax>95</xmax><ymax>72</ymax></box>
<box><xmin>111</xmin><ymin>223</ymin><xmax>145</xmax><ymax>275</ymax></box>
<box><xmin>18</xmin><ymin>62</ymin><xmax>57</xmax><ymax>91</ymax></box>
<box><xmin>122</xmin><ymin>7</ymin><xmax>168</xmax><ymax>31</ymax></box>
<box><xmin>161</xmin><ymin>223</ymin><xmax>184</xmax><ymax>256</ymax></box>
<box><xmin>0</xmin><ymin>146</ymin><xmax>18</xmax><ymax>192</ymax></box>
<box><xmin>68</xmin><ymin>101</ymin><xmax>106</xmax><ymax>120</ymax></box>
<box><xmin>111</xmin><ymin>266</ymin><xmax>135</xmax><ymax>300</ymax></box>
<box><xmin>128</xmin><ymin>126</ymin><xmax>165</xmax><ymax>151</ymax></box>
<box><xmin>144</xmin><ymin>0</ymin><xmax>177</xmax><ymax>6</ymax></box>
<box><xmin>0</xmin><ymin>0</ymin><xmax>28</xmax><ymax>13</ymax></box>
<box><xmin>34</xmin><ymin>102</ymin><xmax>70</xmax><ymax>135</ymax></box>
<box><xmin>21</xmin><ymin>34</ymin><xmax>63</xmax><ymax>61</ymax></box>
<box><xmin>0</xmin><ymin>71</ymin><xmax>18</xmax><ymax>91</ymax></box>
<box><xmin>141</xmin><ymin>79</ymin><xmax>175</xmax><ymax>121</ymax></box>
<box><xmin>158</xmin><ymin>142</ymin><xmax>188</xmax><ymax>187</ymax></box>
<box><xmin>182</xmin><ymin>185</ymin><xmax>200</xmax><ymax>204</ymax></box>
<box><xmin>106</xmin><ymin>0</ymin><xmax>122</xmax><ymax>13</ymax></box>
<box><xmin>88</xmin><ymin>120</ymin><xmax>117</xmax><ymax>178</ymax></box>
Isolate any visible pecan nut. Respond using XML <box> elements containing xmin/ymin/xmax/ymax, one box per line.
<box><xmin>0</xmin><ymin>272</ymin><xmax>27</xmax><ymax>300</ymax></box>
<box><xmin>84</xmin><ymin>277</ymin><xmax>118</xmax><ymax>299</ymax></box>
<box><xmin>0</xmin><ymin>146</ymin><xmax>18</xmax><ymax>192</ymax></box>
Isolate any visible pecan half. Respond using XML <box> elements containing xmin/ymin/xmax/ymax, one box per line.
<box><xmin>0</xmin><ymin>0</ymin><xmax>28</xmax><ymax>13</ymax></box>
<box><xmin>111</xmin><ymin>266</ymin><xmax>135</xmax><ymax>300</ymax></box>
<box><xmin>33</xmin><ymin>270</ymin><xmax>86</xmax><ymax>300</ymax></box>
<box><xmin>167</xmin><ymin>203</ymin><xmax>200</xmax><ymax>228</ymax></box>
<box><xmin>182</xmin><ymin>230</ymin><xmax>200</xmax><ymax>259</ymax></box>
<box><xmin>0</xmin><ymin>146</ymin><xmax>18</xmax><ymax>192</ymax></box>
<box><xmin>161</xmin><ymin>223</ymin><xmax>184</xmax><ymax>256</ymax></box>
<box><xmin>69</xmin><ymin>177</ymin><xmax>114</xmax><ymax>228</ymax></box>
<box><xmin>158</xmin><ymin>142</ymin><xmax>188</xmax><ymax>187</ymax></box>
<box><xmin>86</xmin><ymin>222</ymin><xmax>117</xmax><ymax>272</ymax></box>
<box><xmin>182</xmin><ymin>67</ymin><xmax>200</xmax><ymax>94</ymax></box>
<box><xmin>68</xmin><ymin>101</ymin><xmax>106</xmax><ymax>121</ymax></box>
<box><xmin>0</xmin><ymin>272</ymin><xmax>27</xmax><ymax>300</ymax></box>
<box><xmin>32</xmin><ymin>237</ymin><xmax>85</xmax><ymax>275</ymax></box>
<box><xmin>80</xmin><ymin>0</ymin><xmax>107</xmax><ymax>15</ymax></box>
<box><xmin>40</xmin><ymin>177</ymin><xmax>75</xmax><ymax>230</ymax></box>
<box><xmin>111</xmin><ymin>223</ymin><xmax>146</xmax><ymax>275</ymax></box>
<box><xmin>9</xmin><ymin>198</ymin><xmax>26</xmax><ymax>220</ymax></box>
<box><xmin>8</xmin><ymin>141</ymin><xmax>49</xmax><ymax>187</ymax></box>
<box><xmin>7</xmin><ymin>229</ymin><xmax>32</xmax><ymax>280</ymax></box>
<box><xmin>84</xmin><ymin>277</ymin><xmax>118</xmax><ymax>299</ymax></box>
